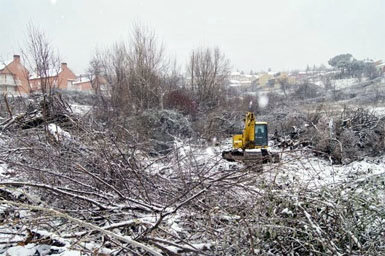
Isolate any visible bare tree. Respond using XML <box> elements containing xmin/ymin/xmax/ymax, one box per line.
<box><xmin>127</xmin><ymin>25</ymin><xmax>168</xmax><ymax>110</ymax></box>
<box><xmin>88</xmin><ymin>50</ymin><xmax>107</xmax><ymax>96</ymax></box>
<box><xmin>90</xmin><ymin>24</ymin><xmax>175</xmax><ymax>115</ymax></box>
<box><xmin>187</xmin><ymin>47</ymin><xmax>230</xmax><ymax>108</ymax></box>
<box><xmin>21</xmin><ymin>23</ymin><xmax>61</xmax><ymax>95</ymax></box>
<box><xmin>16</xmin><ymin>24</ymin><xmax>68</xmax><ymax>126</ymax></box>
<box><xmin>278</xmin><ymin>76</ymin><xmax>289</xmax><ymax>97</ymax></box>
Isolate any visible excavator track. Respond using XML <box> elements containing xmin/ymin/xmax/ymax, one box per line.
<box><xmin>222</xmin><ymin>149</ymin><xmax>280</xmax><ymax>164</ymax></box>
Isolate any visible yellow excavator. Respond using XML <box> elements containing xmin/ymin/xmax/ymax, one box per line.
<box><xmin>222</xmin><ymin>112</ymin><xmax>279</xmax><ymax>163</ymax></box>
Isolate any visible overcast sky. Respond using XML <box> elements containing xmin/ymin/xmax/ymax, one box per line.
<box><xmin>1</xmin><ymin>0</ymin><xmax>384</xmax><ymax>74</ymax></box>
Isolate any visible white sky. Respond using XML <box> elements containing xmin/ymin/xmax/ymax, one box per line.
<box><xmin>1</xmin><ymin>0</ymin><xmax>384</xmax><ymax>74</ymax></box>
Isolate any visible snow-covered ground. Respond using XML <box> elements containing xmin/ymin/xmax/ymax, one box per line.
<box><xmin>69</xmin><ymin>104</ymin><xmax>91</xmax><ymax>115</ymax></box>
<box><xmin>0</xmin><ymin>162</ymin><xmax>7</xmax><ymax>178</ymax></box>
<box><xmin>1</xmin><ymin>136</ymin><xmax>384</xmax><ymax>254</ymax></box>
<box><xmin>263</xmin><ymin>150</ymin><xmax>385</xmax><ymax>189</ymax></box>
<box><xmin>369</xmin><ymin>105</ymin><xmax>385</xmax><ymax>117</ymax></box>
<box><xmin>331</xmin><ymin>78</ymin><xmax>360</xmax><ymax>90</ymax></box>
<box><xmin>165</xmin><ymin>140</ymin><xmax>385</xmax><ymax>192</ymax></box>
<box><xmin>1</xmin><ymin>240</ymin><xmax>82</xmax><ymax>256</ymax></box>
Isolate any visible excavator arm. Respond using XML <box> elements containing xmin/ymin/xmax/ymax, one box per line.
<box><xmin>233</xmin><ymin>112</ymin><xmax>256</xmax><ymax>149</ymax></box>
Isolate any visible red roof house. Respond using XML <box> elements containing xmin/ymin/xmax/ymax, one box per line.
<box><xmin>29</xmin><ymin>63</ymin><xmax>76</xmax><ymax>92</ymax></box>
<box><xmin>0</xmin><ymin>55</ymin><xmax>30</xmax><ymax>94</ymax></box>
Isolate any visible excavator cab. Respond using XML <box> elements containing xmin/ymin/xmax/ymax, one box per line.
<box><xmin>254</xmin><ymin>123</ymin><xmax>268</xmax><ymax>147</ymax></box>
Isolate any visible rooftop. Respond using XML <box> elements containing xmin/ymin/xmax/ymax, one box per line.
<box><xmin>0</xmin><ymin>59</ymin><xmax>13</xmax><ymax>70</ymax></box>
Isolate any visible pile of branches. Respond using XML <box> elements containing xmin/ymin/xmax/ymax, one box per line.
<box><xmin>208</xmin><ymin>171</ymin><xmax>385</xmax><ymax>255</ymax></box>
<box><xmin>274</xmin><ymin>106</ymin><xmax>385</xmax><ymax>164</ymax></box>
<box><xmin>0</xmin><ymin>110</ymin><xmax>245</xmax><ymax>254</ymax></box>
<box><xmin>2</xmin><ymin>148</ymin><xmax>385</xmax><ymax>255</ymax></box>
<box><xmin>129</xmin><ymin>109</ymin><xmax>194</xmax><ymax>155</ymax></box>
<box><xmin>0</xmin><ymin>93</ymin><xmax>77</xmax><ymax>131</ymax></box>
<box><xmin>1</xmin><ymin>96</ymin><xmax>385</xmax><ymax>255</ymax></box>
<box><xmin>193</xmin><ymin>110</ymin><xmax>242</xmax><ymax>141</ymax></box>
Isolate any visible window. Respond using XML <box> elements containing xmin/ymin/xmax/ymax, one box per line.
<box><xmin>255</xmin><ymin>124</ymin><xmax>268</xmax><ymax>146</ymax></box>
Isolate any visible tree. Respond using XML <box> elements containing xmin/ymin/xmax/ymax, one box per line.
<box><xmin>125</xmin><ymin>25</ymin><xmax>168</xmax><ymax>110</ymax></box>
<box><xmin>91</xmin><ymin>24</ymin><xmax>174</xmax><ymax>114</ymax></box>
<box><xmin>187</xmin><ymin>47</ymin><xmax>230</xmax><ymax>108</ymax></box>
<box><xmin>87</xmin><ymin>50</ymin><xmax>106</xmax><ymax>95</ymax></box>
<box><xmin>318</xmin><ymin>64</ymin><xmax>327</xmax><ymax>71</ymax></box>
<box><xmin>22</xmin><ymin>23</ymin><xmax>61</xmax><ymax>95</ymax></box>
<box><xmin>278</xmin><ymin>76</ymin><xmax>289</xmax><ymax>97</ymax></box>
<box><xmin>328</xmin><ymin>54</ymin><xmax>380</xmax><ymax>80</ymax></box>
<box><xmin>328</xmin><ymin>54</ymin><xmax>353</xmax><ymax>77</ymax></box>
<box><xmin>363</xmin><ymin>62</ymin><xmax>379</xmax><ymax>79</ymax></box>
<box><xmin>306</xmin><ymin>64</ymin><xmax>310</xmax><ymax>73</ymax></box>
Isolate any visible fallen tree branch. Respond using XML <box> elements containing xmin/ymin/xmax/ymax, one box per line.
<box><xmin>0</xmin><ymin>181</ymin><xmax>109</xmax><ymax>210</ymax></box>
<box><xmin>0</xmin><ymin>199</ymin><xmax>163</xmax><ymax>256</ymax></box>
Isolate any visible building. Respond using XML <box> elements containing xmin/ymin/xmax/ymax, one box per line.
<box><xmin>375</xmin><ymin>61</ymin><xmax>385</xmax><ymax>73</ymax></box>
<box><xmin>229</xmin><ymin>72</ymin><xmax>259</xmax><ymax>88</ymax></box>
<box><xmin>257</xmin><ymin>73</ymin><xmax>274</xmax><ymax>87</ymax></box>
<box><xmin>68</xmin><ymin>74</ymin><xmax>108</xmax><ymax>94</ymax></box>
<box><xmin>69</xmin><ymin>75</ymin><xmax>92</xmax><ymax>92</ymax></box>
<box><xmin>29</xmin><ymin>63</ymin><xmax>76</xmax><ymax>92</ymax></box>
<box><xmin>0</xmin><ymin>55</ymin><xmax>30</xmax><ymax>94</ymax></box>
<box><xmin>1</xmin><ymin>54</ymin><xmax>110</xmax><ymax>95</ymax></box>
